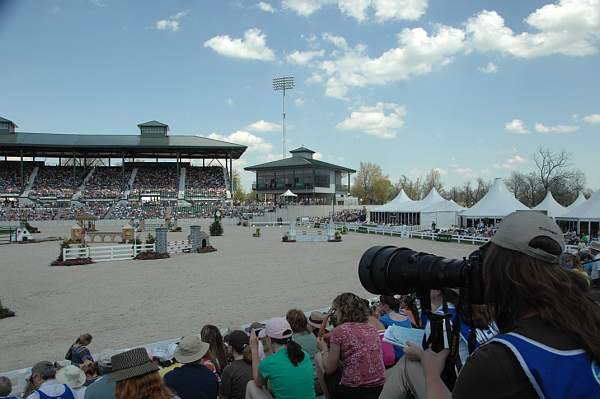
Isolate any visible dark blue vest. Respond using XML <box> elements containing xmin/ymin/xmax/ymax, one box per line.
<box><xmin>490</xmin><ymin>332</ymin><xmax>600</xmax><ymax>399</ymax></box>
<box><xmin>35</xmin><ymin>385</ymin><xmax>75</xmax><ymax>399</ymax></box>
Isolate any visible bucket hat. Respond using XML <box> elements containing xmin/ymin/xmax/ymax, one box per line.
<box><xmin>56</xmin><ymin>365</ymin><xmax>86</xmax><ymax>389</ymax></box>
<box><xmin>173</xmin><ymin>335</ymin><xmax>210</xmax><ymax>364</ymax></box>
<box><xmin>307</xmin><ymin>311</ymin><xmax>326</xmax><ymax>330</ymax></box>
<box><xmin>109</xmin><ymin>348</ymin><xmax>159</xmax><ymax>382</ymax></box>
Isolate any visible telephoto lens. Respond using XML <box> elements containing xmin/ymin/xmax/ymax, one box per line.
<box><xmin>358</xmin><ymin>246</ymin><xmax>469</xmax><ymax>295</ymax></box>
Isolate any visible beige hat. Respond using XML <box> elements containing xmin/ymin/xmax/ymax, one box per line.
<box><xmin>56</xmin><ymin>365</ymin><xmax>86</xmax><ymax>389</ymax></box>
<box><xmin>307</xmin><ymin>311</ymin><xmax>327</xmax><ymax>330</ymax></box>
<box><xmin>491</xmin><ymin>211</ymin><xmax>564</xmax><ymax>264</ymax></box>
<box><xmin>173</xmin><ymin>335</ymin><xmax>210</xmax><ymax>364</ymax></box>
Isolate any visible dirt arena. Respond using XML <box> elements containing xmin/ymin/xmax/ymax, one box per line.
<box><xmin>0</xmin><ymin>221</ymin><xmax>476</xmax><ymax>372</ymax></box>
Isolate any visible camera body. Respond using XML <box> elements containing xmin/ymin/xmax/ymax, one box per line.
<box><xmin>358</xmin><ymin>246</ymin><xmax>485</xmax><ymax>304</ymax></box>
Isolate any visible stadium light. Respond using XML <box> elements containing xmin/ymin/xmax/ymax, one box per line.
<box><xmin>273</xmin><ymin>76</ymin><xmax>295</xmax><ymax>158</ymax></box>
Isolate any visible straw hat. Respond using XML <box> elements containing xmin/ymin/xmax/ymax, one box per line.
<box><xmin>307</xmin><ymin>311</ymin><xmax>326</xmax><ymax>330</ymax></box>
<box><xmin>56</xmin><ymin>365</ymin><xmax>86</xmax><ymax>389</ymax></box>
<box><xmin>109</xmin><ymin>348</ymin><xmax>159</xmax><ymax>382</ymax></box>
<box><xmin>173</xmin><ymin>335</ymin><xmax>210</xmax><ymax>364</ymax></box>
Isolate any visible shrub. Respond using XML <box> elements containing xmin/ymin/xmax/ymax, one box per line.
<box><xmin>210</xmin><ymin>220</ymin><xmax>223</xmax><ymax>236</ymax></box>
<box><xmin>282</xmin><ymin>235</ymin><xmax>288</xmax><ymax>242</ymax></box>
<box><xmin>134</xmin><ymin>251</ymin><xmax>170</xmax><ymax>260</ymax></box>
<box><xmin>145</xmin><ymin>233</ymin><xmax>155</xmax><ymax>244</ymax></box>
<box><xmin>51</xmin><ymin>258</ymin><xmax>94</xmax><ymax>267</ymax></box>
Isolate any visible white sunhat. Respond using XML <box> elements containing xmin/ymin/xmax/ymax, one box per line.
<box><xmin>56</xmin><ymin>365</ymin><xmax>86</xmax><ymax>389</ymax></box>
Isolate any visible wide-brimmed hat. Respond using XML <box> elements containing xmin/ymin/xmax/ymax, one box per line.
<box><xmin>56</xmin><ymin>365</ymin><xmax>86</xmax><ymax>389</ymax></box>
<box><xmin>590</xmin><ymin>241</ymin><xmax>600</xmax><ymax>253</ymax></box>
<box><xmin>264</xmin><ymin>317</ymin><xmax>293</xmax><ymax>340</ymax></box>
<box><xmin>307</xmin><ymin>311</ymin><xmax>326</xmax><ymax>330</ymax></box>
<box><xmin>109</xmin><ymin>348</ymin><xmax>159</xmax><ymax>382</ymax></box>
<box><xmin>173</xmin><ymin>335</ymin><xmax>210</xmax><ymax>364</ymax></box>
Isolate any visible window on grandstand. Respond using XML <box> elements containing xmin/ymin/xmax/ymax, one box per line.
<box><xmin>293</xmin><ymin>169</ymin><xmax>313</xmax><ymax>190</ymax></box>
<box><xmin>314</xmin><ymin>169</ymin><xmax>330</xmax><ymax>188</ymax></box>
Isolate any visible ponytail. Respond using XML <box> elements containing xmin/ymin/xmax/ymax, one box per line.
<box><xmin>285</xmin><ymin>340</ymin><xmax>305</xmax><ymax>366</ymax></box>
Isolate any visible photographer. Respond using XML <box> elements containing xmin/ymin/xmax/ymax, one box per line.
<box><xmin>420</xmin><ymin>211</ymin><xmax>600</xmax><ymax>398</ymax></box>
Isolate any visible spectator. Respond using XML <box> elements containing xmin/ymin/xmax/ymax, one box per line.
<box><xmin>399</xmin><ymin>295</ymin><xmax>421</xmax><ymax>328</ymax></box>
<box><xmin>163</xmin><ymin>335</ymin><xmax>218</xmax><ymax>399</ymax></box>
<box><xmin>66</xmin><ymin>334</ymin><xmax>93</xmax><ymax>366</ymax></box>
<box><xmin>0</xmin><ymin>376</ymin><xmax>17</xmax><ymax>399</ymax></box>
<box><xmin>25</xmin><ymin>361</ymin><xmax>77</xmax><ymax>399</ymax></box>
<box><xmin>80</xmin><ymin>360</ymin><xmax>100</xmax><ymax>386</ymax></box>
<box><xmin>84</xmin><ymin>353</ymin><xmax>115</xmax><ymax>399</ymax></box>
<box><xmin>306</xmin><ymin>311</ymin><xmax>327</xmax><ymax>338</ymax></box>
<box><xmin>247</xmin><ymin>317</ymin><xmax>315</xmax><ymax>399</ymax></box>
<box><xmin>378</xmin><ymin>296</ymin><xmax>411</xmax><ymax>329</ymax></box>
<box><xmin>366</xmin><ymin>303</ymin><xmax>396</xmax><ymax>369</ymax></box>
<box><xmin>286</xmin><ymin>309</ymin><xmax>318</xmax><ymax>360</ymax></box>
<box><xmin>201</xmin><ymin>325</ymin><xmax>229</xmax><ymax>374</ymax></box>
<box><xmin>220</xmin><ymin>331</ymin><xmax>252</xmax><ymax>399</ymax></box>
<box><xmin>316</xmin><ymin>293</ymin><xmax>385</xmax><ymax>399</ymax></box>
<box><xmin>56</xmin><ymin>365</ymin><xmax>87</xmax><ymax>399</ymax></box>
<box><xmin>111</xmin><ymin>348</ymin><xmax>173</xmax><ymax>399</ymax></box>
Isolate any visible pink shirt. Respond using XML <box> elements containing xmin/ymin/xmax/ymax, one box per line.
<box><xmin>330</xmin><ymin>322</ymin><xmax>385</xmax><ymax>387</ymax></box>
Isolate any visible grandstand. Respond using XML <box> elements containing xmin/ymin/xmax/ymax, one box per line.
<box><xmin>0</xmin><ymin>117</ymin><xmax>247</xmax><ymax>221</ymax></box>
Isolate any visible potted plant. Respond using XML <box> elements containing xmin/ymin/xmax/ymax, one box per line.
<box><xmin>253</xmin><ymin>228</ymin><xmax>261</xmax><ymax>237</ymax></box>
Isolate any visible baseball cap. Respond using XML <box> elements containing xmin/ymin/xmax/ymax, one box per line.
<box><xmin>224</xmin><ymin>330</ymin><xmax>249</xmax><ymax>350</ymax></box>
<box><xmin>490</xmin><ymin>211</ymin><xmax>564</xmax><ymax>264</ymax></box>
<box><xmin>264</xmin><ymin>317</ymin><xmax>293</xmax><ymax>340</ymax></box>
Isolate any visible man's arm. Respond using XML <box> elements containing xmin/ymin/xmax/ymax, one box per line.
<box><xmin>421</xmin><ymin>349</ymin><xmax>451</xmax><ymax>399</ymax></box>
<box><xmin>250</xmin><ymin>331</ymin><xmax>267</xmax><ymax>387</ymax></box>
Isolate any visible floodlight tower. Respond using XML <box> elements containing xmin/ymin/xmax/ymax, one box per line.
<box><xmin>273</xmin><ymin>76</ymin><xmax>295</xmax><ymax>159</ymax></box>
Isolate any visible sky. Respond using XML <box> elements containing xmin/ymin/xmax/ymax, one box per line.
<box><xmin>1</xmin><ymin>0</ymin><xmax>599</xmax><ymax>192</ymax></box>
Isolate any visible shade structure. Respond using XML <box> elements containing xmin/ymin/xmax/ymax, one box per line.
<box><xmin>533</xmin><ymin>191</ymin><xmax>567</xmax><ymax>217</ymax></box>
<box><xmin>568</xmin><ymin>192</ymin><xmax>587</xmax><ymax>209</ymax></box>
<box><xmin>558</xmin><ymin>190</ymin><xmax>600</xmax><ymax>221</ymax></box>
<box><xmin>460</xmin><ymin>178</ymin><xmax>529</xmax><ymax>219</ymax></box>
<box><xmin>372</xmin><ymin>189</ymin><xmax>413</xmax><ymax>212</ymax></box>
<box><xmin>279</xmin><ymin>189</ymin><xmax>297</xmax><ymax>197</ymax></box>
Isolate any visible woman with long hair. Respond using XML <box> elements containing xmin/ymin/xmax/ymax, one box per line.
<box><xmin>316</xmin><ymin>293</ymin><xmax>385</xmax><ymax>399</ymax></box>
<box><xmin>220</xmin><ymin>330</ymin><xmax>253</xmax><ymax>399</ymax></box>
<box><xmin>111</xmin><ymin>348</ymin><xmax>175</xmax><ymax>399</ymax></box>
<box><xmin>200</xmin><ymin>324</ymin><xmax>228</xmax><ymax>374</ymax></box>
<box><xmin>65</xmin><ymin>333</ymin><xmax>93</xmax><ymax>365</ymax></box>
<box><xmin>247</xmin><ymin>317</ymin><xmax>315</xmax><ymax>399</ymax></box>
<box><xmin>422</xmin><ymin>211</ymin><xmax>600</xmax><ymax>398</ymax></box>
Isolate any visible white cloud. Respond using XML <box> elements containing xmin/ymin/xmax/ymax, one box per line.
<box><xmin>433</xmin><ymin>167</ymin><xmax>448</xmax><ymax>176</ymax></box>
<box><xmin>283</xmin><ymin>0</ymin><xmax>428</xmax><ymax>21</ymax></box>
<box><xmin>322</xmin><ymin>33</ymin><xmax>349</xmax><ymax>49</ymax></box>
<box><xmin>307</xmin><ymin>72</ymin><xmax>324</xmax><ymax>84</ymax></box>
<box><xmin>478</xmin><ymin>62</ymin><xmax>498</xmax><ymax>74</ymax></box>
<box><xmin>90</xmin><ymin>0</ymin><xmax>106</xmax><ymax>7</ymax></box>
<box><xmin>209</xmin><ymin>130</ymin><xmax>273</xmax><ymax>152</ymax></box>
<box><xmin>204</xmin><ymin>28</ymin><xmax>276</xmax><ymax>61</ymax></box>
<box><xmin>505</xmin><ymin>119</ymin><xmax>529</xmax><ymax>134</ymax></box>
<box><xmin>246</xmin><ymin>120</ymin><xmax>282</xmax><ymax>132</ymax></box>
<box><xmin>286</xmin><ymin>49</ymin><xmax>325</xmax><ymax>65</ymax></box>
<box><xmin>226</xmin><ymin>98</ymin><xmax>234</xmax><ymax>107</ymax></box>
<box><xmin>534</xmin><ymin>122</ymin><xmax>580</xmax><ymax>133</ymax></box>
<box><xmin>371</xmin><ymin>0</ymin><xmax>428</xmax><ymax>22</ymax></box>
<box><xmin>583</xmin><ymin>113</ymin><xmax>600</xmax><ymax>123</ymax></box>
<box><xmin>155</xmin><ymin>10</ymin><xmax>189</xmax><ymax>32</ymax></box>
<box><xmin>336</xmin><ymin>102</ymin><xmax>406</xmax><ymax>139</ymax></box>
<box><xmin>465</xmin><ymin>1</ymin><xmax>600</xmax><ymax>58</ymax></box>
<box><xmin>493</xmin><ymin>154</ymin><xmax>527</xmax><ymax>170</ymax></box>
<box><xmin>282</xmin><ymin>0</ymin><xmax>331</xmax><ymax>16</ymax></box>
<box><xmin>294</xmin><ymin>98</ymin><xmax>305</xmax><ymax>106</ymax></box>
<box><xmin>257</xmin><ymin>2</ymin><xmax>276</xmax><ymax>12</ymax></box>
<box><xmin>313</xmin><ymin>151</ymin><xmax>323</xmax><ymax>160</ymax></box>
<box><xmin>316</xmin><ymin>25</ymin><xmax>465</xmax><ymax>99</ymax></box>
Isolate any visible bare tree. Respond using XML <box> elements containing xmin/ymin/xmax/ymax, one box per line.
<box><xmin>534</xmin><ymin>148</ymin><xmax>578</xmax><ymax>193</ymax></box>
<box><xmin>351</xmin><ymin>162</ymin><xmax>392</xmax><ymax>204</ymax></box>
<box><xmin>473</xmin><ymin>178</ymin><xmax>491</xmax><ymax>202</ymax></box>
<box><xmin>423</xmin><ymin>169</ymin><xmax>445</xmax><ymax>196</ymax></box>
<box><xmin>395</xmin><ymin>175</ymin><xmax>423</xmax><ymax>200</ymax></box>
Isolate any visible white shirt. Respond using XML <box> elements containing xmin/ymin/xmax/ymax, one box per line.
<box><xmin>26</xmin><ymin>380</ymin><xmax>76</xmax><ymax>399</ymax></box>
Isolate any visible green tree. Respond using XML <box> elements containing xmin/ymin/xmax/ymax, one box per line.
<box><xmin>231</xmin><ymin>169</ymin><xmax>246</xmax><ymax>204</ymax></box>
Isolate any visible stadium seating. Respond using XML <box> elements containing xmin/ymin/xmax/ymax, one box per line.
<box><xmin>82</xmin><ymin>167</ymin><xmax>127</xmax><ymax>199</ymax></box>
<box><xmin>131</xmin><ymin>164</ymin><xmax>178</xmax><ymax>198</ymax></box>
<box><xmin>0</xmin><ymin>161</ymin><xmax>35</xmax><ymax>195</ymax></box>
<box><xmin>31</xmin><ymin>166</ymin><xmax>88</xmax><ymax>199</ymax></box>
<box><xmin>185</xmin><ymin>166</ymin><xmax>226</xmax><ymax>198</ymax></box>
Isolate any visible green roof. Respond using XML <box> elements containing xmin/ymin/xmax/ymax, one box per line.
<box><xmin>0</xmin><ymin>116</ymin><xmax>14</xmax><ymax>123</ymax></box>
<box><xmin>137</xmin><ymin>120</ymin><xmax>168</xmax><ymax>127</ymax></box>
<box><xmin>245</xmin><ymin>156</ymin><xmax>355</xmax><ymax>173</ymax></box>
<box><xmin>0</xmin><ymin>132</ymin><xmax>247</xmax><ymax>159</ymax></box>
<box><xmin>289</xmin><ymin>146</ymin><xmax>315</xmax><ymax>153</ymax></box>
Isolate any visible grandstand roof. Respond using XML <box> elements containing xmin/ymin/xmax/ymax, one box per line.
<box><xmin>0</xmin><ymin>131</ymin><xmax>247</xmax><ymax>159</ymax></box>
<box><xmin>290</xmin><ymin>146</ymin><xmax>315</xmax><ymax>154</ymax></box>
<box><xmin>0</xmin><ymin>116</ymin><xmax>14</xmax><ymax>123</ymax></box>
<box><xmin>137</xmin><ymin>120</ymin><xmax>168</xmax><ymax>127</ymax></box>
<box><xmin>244</xmin><ymin>155</ymin><xmax>355</xmax><ymax>172</ymax></box>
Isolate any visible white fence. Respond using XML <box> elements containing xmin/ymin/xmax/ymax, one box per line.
<box><xmin>167</xmin><ymin>240</ymin><xmax>193</xmax><ymax>254</ymax></box>
<box><xmin>63</xmin><ymin>243</ymin><xmax>156</xmax><ymax>262</ymax></box>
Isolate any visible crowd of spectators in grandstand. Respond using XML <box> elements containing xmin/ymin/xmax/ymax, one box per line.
<box><xmin>0</xmin><ymin>205</ymin><xmax>57</xmax><ymax>221</ymax></box>
<box><xmin>31</xmin><ymin>166</ymin><xmax>88</xmax><ymax>199</ymax></box>
<box><xmin>185</xmin><ymin>166</ymin><xmax>226</xmax><ymax>198</ymax></box>
<box><xmin>131</xmin><ymin>164</ymin><xmax>178</xmax><ymax>197</ymax></box>
<box><xmin>0</xmin><ymin>162</ymin><xmax>35</xmax><ymax>194</ymax></box>
<box><xmin>82</xmin><ymin>168</ymin><xmax>127</xmax><ymax>199</ymax></box>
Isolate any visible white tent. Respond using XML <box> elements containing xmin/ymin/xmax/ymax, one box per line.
<box><xmin>280</xmin><ymin>189</ymin><xmax>297</xmax><ymax>197</ymax></box>
<box><xmin>557</xmin><ymin>190</ymin><xmax>600</xmax><ymax>235</ymax></box>
<box><xmin>568</xmin><ymin>192</ymin><xmax>587</xmax><ymax>209</ymax></box>
<box><xmin>460</xmin><ymin>178</ymin><xmax>529</xmax><ymax>223</ymax></box>
<box><xmin>370</xmin><ymin>188</ymin><xmax>462</xmax><ymax>228</ymax></box>
<box><xmin>533</xmin><ymin>191</ymin><xmax>567</xmax><ymax>218</ymax></box>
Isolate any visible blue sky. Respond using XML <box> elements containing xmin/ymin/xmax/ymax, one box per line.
<box><xmin>1</xmin><ymin>0</ymin><xmax>599</xmax><ymax>191</ymax></box>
